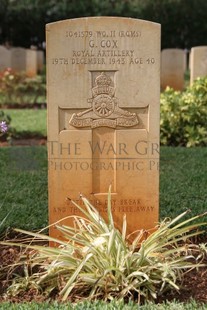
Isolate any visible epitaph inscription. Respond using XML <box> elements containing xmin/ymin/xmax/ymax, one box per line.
<box><xmin>47</xmin><ymin>17</ymin><xmax>160</xmax><ymax>241</ymax></box>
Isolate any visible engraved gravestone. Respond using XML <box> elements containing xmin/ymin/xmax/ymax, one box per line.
<box><xmin>46</xmin><ymin>17</ymin><xmax>160</xmax><ymax>240</ymax></box>
<box><xmin>161</xmin><ymin>48</ymin><xmax>186</xmax><ymax>91</ymax></box>
<box><xmin>190</xmin><ymin>46</ymin><xmax>207</xmax><ymax>85</ymax></box>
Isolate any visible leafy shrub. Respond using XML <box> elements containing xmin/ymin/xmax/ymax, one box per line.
<box><xmin>2</xmin><ymin>190</ymin><xmax>206</xmax><ymax>303</ymax></box>
<box><xmin>0</xmin><ymin>68</ymin><xmax>46</xmax><ymax>106</ymax></box>
<box><xmin>0</xmin><ymin>110</ymin><xmax>14</xmax><ymax>141</ymax></box>
<box><xmin>160</xmin><ymin>77</ymin><xmax>207</xmax><ymax>147</ymax></box>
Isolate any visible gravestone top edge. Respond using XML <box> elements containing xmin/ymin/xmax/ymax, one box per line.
<box><xmin>191</xmin><ymin>46</ymin><xmax>207</xmax><ymax>50</ymax></box>
<box><xmin>46</xmin><ymin>17</ymin><xmax>161</xmax><ymax>29</ymax></box>
<box><xmin>161</xmin><ymin>48</ymin><xmax>184</xmax><ymax>52</ymax></box>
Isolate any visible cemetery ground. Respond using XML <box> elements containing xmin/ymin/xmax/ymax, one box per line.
<box><xmin>0</xmin><ymin>12</ymin><xmax>207</xmax><ymax>308</ymax></box>
<box><xmin>0</xmin><ymin>83</ymin><xmax>207</xmax><ymax>307</ymax></box>
<box><xmin>0</xmin><ymin>113</ymin><xmax>207</xmax><ymax>308</ymax></box>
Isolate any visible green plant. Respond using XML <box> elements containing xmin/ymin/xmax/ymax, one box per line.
<box><xmin>0</xmin><ymin>68</ymin><xmax>46</xmax><ymax>106</ymax></box>
<box><xmin>2</xmin><ymin>189</ymin><xmax>206</xmax><ymax>303</ymax></box>
<box><xmin>0</xmin><ymin>110</ymin><xmax>14</xmax><ymax>141</ymax></box>
<box><xmin>160</xmin><ymin>87</ymin><xmax>182</xmax><ymax>146</ymax></box>
<box><xmin>160</xmin><ymin>77</ymin><xmax>207</xmax><ymax>147</ymax></box>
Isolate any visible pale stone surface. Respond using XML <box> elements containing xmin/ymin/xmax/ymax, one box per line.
<box><xmin>26</xmin><ymin>49</ymin><xmax>37</xmax><ymax>77</ymax></box>
<box><xmin>11</xmin><ymin>47</ymin><xmax>37</xmax><ymax>76</ymax></box>
<box><xmin>0</xmin><ymin>45</ymin><xmax>11</xmax><ymax>71</ymax></box>
<box><xmin>46</xmin><ymin>17</ymin><xmax>161</xmax><ymax>241</ymax></box>
<box><xmin>161</xmin><ymin>48</ymin><xmax>186</xmax><ymax>91</ymax></box>
<box><xmin>37</xmin><ymin>50</ymin><xmax>44</xmax><ymax>72</ymax></box>
<box><xmin>11</xmin><ymin>48</ymin><xmax>26</xmax><ymax>72</ymax></box>
<box><xmin>190</xmin><ymin>46</ymin><xmax>207</xmax><ymax>85</ymax></box>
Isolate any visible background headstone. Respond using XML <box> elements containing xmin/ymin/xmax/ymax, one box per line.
<box><xmin>161</xmin><ymin>48</ymin><xmax>186</xmax><ymax>91</ymax></box>
<box><xmin>0</xmin><ymin>45</ymin><xmax>11</xmax><ymax>71</ymax></box>
<box><xmin>11</xmin><ymin>47</ymin><xmax>26</xmax><ymax>72</ymax></box>
<box><xmin>26</xmin><ymin>49</ymin><xmax>37</xmax><ymax>77</ymax></box>
<box><xmin>190</xmin><ymin>46</ymin><xmax>207</xmax><ymax>85</ymax></box>
<box><xmin>11</xmin><ymin>47</ymin><xmax>37</xmax><ymax>76</ymax></box>
<box><xmin>47</xmin><ymin>17</ymin><xmax>161</xmax><ymax>241</ymax></box>
<box><xmin>37</xmin><ymin>50</ymin><xmax>44</xmax><ymax>73</ymax></box>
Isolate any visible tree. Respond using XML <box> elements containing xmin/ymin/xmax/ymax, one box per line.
<box><xmin>138</xmin><ymin>0</ymin><xmax>207</xmax><ymax>49</ymax></box>
<box><xmin>1</xmin><ymin>0</ymin><xmax>207</xmax><ymax>49</ymax></box>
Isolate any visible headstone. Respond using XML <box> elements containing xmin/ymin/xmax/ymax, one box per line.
<box><xmin>190</xmin><ymin>46</ymin><xmax>207</xmax><ymax>85</ymax></box>
<box><xmin>47</xmin><ymin>17</ymin><xmax>160</xmax><ymax>241</ymax></box>
<box><xmin>11</xmin><ymin>47</ymin><xmax>25</xmax><ymax>72</ymax></box>
<box><xmin>161</xmin><ymin>48</ymin><xmax>186</xmax><ymax>91</ymax></box>
<box><xmin>11</xmin><ymin>47</ymin><xmax>37</xmax><ymax>76</ymax></box>
<box><xmin>37</xmin><ymin>50</ymin><xmax>44</xmax><ymax>72</ymax></box>
<box><xmin>26</xmin><ymin>49</ymin><xmax>37</xmax><ymax>77</ymax></box>
<box><xmin>0</xmin><ymin>45</ymin><xmax>11</xmax><ymax>71</ymax></box>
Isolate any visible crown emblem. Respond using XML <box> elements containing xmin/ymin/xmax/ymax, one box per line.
<box><xmin>69</xmin><ymin>71</ymin><xmax>139</xmax><ymax>129</ymax></box>
<box><xmin>92</xmin><ymin>72</ymin><xmax>115</xmax><ymax>98</ymax></box>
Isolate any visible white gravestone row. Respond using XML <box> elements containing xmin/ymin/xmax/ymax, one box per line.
<box><xmin>161</xmin><ymin>46</ymin><xmax>207</xmax><ymax>90</ymax></box>
<box><xmin>0</xmin><ymin>46</ymin><xmax>44</xmax><ymax>76</ymax></box>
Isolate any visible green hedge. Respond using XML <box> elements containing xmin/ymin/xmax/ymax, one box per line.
<box><xmin>160</xmin><ymin>77</ymin><xmax>207</xmax><ymax>147</ymax></box>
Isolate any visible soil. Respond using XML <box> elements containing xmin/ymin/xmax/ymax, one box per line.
<box><xmin>0</xmin><ymin>103</ymin><xmax>47</xmax><ymax>109</ymax></box>
<box><xmin>0</xmin><ymin>137</ymin><xmax>47</xmax><ymax>147</ymax></box>
<box><xmin>0</xmin><ymin>232</ymin><xmax>206</xmax><ymax>305</ymax></box>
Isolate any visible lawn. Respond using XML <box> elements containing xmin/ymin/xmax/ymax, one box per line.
<box><xmin>0</xmin><ymin>146</ymin><xmax>48</xmax><ymax>233</ymax></box>
<box><xmin>160</xmin><ymin>146</ymin><xmax>207</xmax><ymax>220</ymax></box>
<box><xmin>5</xmin><ymin>109</ymin><xmax>47</xmax><ymax>138</ymax></box>
<box><xmin>0</xmin><ymin>145</ymin><xmax>206</xmax><ymax>233</ymax></box>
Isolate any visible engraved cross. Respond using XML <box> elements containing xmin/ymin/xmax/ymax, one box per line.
<box><xmin>59</xmin><ymin>71</ymin><xmax>148</xmax><ymax>196</ymax></box>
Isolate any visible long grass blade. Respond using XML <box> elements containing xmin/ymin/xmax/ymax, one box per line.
<box><xmin>60</xmin><ymin>253</ymin><xmax>93</xmax><ymax>300</ymax></box>
<box><xmin>107</xmin><ymin>185</ymin><xmax>114</xmax><ymax>229</ymax></box>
